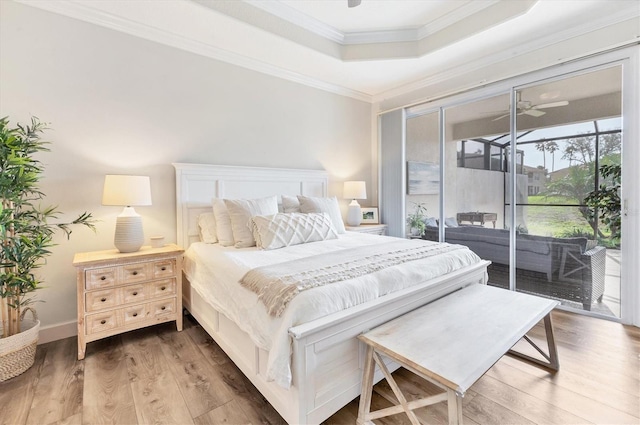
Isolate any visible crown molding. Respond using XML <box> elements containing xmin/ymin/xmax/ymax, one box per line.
<box><xmin>416</xmin><ymin>0</ymin><xmax>499</xmax><ymax>39</ymax></box>
<box><xmin>373</xmin><ymin>9</ymin><xmax>640</xmax><ymax>104</ymax></box>
<box><xmin>246</xmin><ymin>0</ymin><xmax>501</xmax><ymax>46</ymax></box>
<box><xmin>343</xmin><ymin>28</ymin><xmax>420</xmax><ymax>45</ymax></box>
<box><xmin>345</xmin><ymin>1</ymin><xmax>499</xmax><ymax>45</ymax></box>
<box><xmin>245</xmin><ymin>0</ymin><xmax>345</xmax><ymax>43</ymax></box>
<box><xmin>237</xmin><ymin>0</ymin><xmax>537</xmax><ymax>61</ymax></box>
<box><xmin>13</xmin><ymin>0</ymin><xmax>373</xmax><ymax>103</ymax></box>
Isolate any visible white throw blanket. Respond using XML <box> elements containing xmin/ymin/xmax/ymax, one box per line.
<box><xmin>241</xmin><ymin>240</ymin><xmax>465</xmax><ymax>317</ymax></box>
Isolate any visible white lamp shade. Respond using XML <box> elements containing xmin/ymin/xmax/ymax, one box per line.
<box><xmin>102</xmin><ymin>175</ymin><xmax>152</xmax><ymax>206</ymax></box>
<box><xmin>343</xmin><ymin>181</ymin><xmax>367</xmax><ymax>200</ymax></box>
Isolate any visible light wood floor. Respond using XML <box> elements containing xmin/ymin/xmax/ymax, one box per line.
<box><xmin>1</xmin><ymin>310</ymin><xmax>638</xmax><ymax>425</ymax></box>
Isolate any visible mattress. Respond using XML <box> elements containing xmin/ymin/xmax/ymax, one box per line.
<box><xmin>183</xmin><ymin>232</ymin><xmax>482</xmax><ymax>388</ymax></box>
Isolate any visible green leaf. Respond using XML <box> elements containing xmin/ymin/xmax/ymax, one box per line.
<box><xmin>1</xmin><ymin>116</ymin><xmax>94</xmax><ymax>338</ymax></box>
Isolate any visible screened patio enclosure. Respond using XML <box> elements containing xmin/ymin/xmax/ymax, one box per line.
<box><xmin>392</xmin><ymin>65</ymin><xmax>624</xmax><ymax>319</ymax></box>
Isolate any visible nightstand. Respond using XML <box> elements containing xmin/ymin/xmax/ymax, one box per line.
<box><xmin>73</xmin><ymin>244</ymin><xmax>184</xmax><ymax>360</ymax></box>
<box><xmin>345</xmin><ymin>224</ymin><xmax>388</xmax><ymax>235</ymax></box>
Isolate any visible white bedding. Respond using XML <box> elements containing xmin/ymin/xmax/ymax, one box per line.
<box><xmin>183</xmin><ymin>232</ymin><xmax>482</xmax><ymax>388</ymax></box>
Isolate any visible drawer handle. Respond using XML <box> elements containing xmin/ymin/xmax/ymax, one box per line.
<box><xmin>132</xmin><ymin>271</ymin><xmax>138</xmax><ymax>276</ymax></box>
<box><xmin>132</xmin><ymin>291</ymin><xmax>138</xmax><ymax>296</ymax></box>
<box><xmin>100</xmin><ymin>319</ymin><xmax>106</xmax><ymax>325</ymax></box>
<box><xmin>132</xmin><ymin>312</ymin><xmax>138</xmax><ymax>317</ymax></box>
<box><xmin>100</xmin><ymin>297</ymin><xmax>107</xmax><ymax>302</ymax></box>
<box><xmin>161</xmin><ymin>306</ymin><xmax>166</xmax><ymax>311</ymax></box>
<box><xmin>100</xmin><ymin>276</ymin><xmax>106</xmax><ymax>281</ymax></box>
<box><xmin>161</xmin><ymin>266</ymin><xmax>167</xmax><ymax>271</ymax></box>
<box><xmin>160</xmin><ymin>286</ymin><xmax>166</xmax><ymax>291</ymax></box>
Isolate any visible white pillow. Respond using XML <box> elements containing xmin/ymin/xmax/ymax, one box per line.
<box><xmin>197</xmin><ymin>212</ymin><xmax>217</xmax><ymax>243</ymax></box>
<box><xmin>225</xmin><ymin>196</ymin><xmax>279</xmax><ymax>248</ymax></box>
<box><xmin>212</xmin><ymin>199</ymin><xmax>234</xmax><ymax>246</ymax></box>
<box><xmin>424</xmin><ymin>217</ymin><xmax>437</xmax><ymax>227</ymax></box>
<box><xmin>281</xmin><ymin>195</ymin><xmax>301</xmax><ymax>213</ymax></box>
<box><xmin>251</xmin><ymin>212</ymin><xmax>337</xmax><ymax>250</ymax></box>
<box><xmin>297</xmin><ymin>195</ymin><xmax>346</xmax><ymax>234</ymax></box>
<box><xmin>444</xmin><ymin>217</ymin><xmax>459</xmax><ymax>228</ymax></box>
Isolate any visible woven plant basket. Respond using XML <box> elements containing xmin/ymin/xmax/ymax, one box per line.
<box><xmin>0</xmin><ymin>308</ymin><xmax>40</xmax><ymax>382</ymax></box>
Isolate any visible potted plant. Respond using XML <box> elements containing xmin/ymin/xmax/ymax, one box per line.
<box><xmin>0</xmin><ymin>116</ymin><xmax>94</xmax><ymax>381</ymax></box>
<box><xmin>406</xmin><ymin>202</ymin><xmax>428</xmax><ymax>236</ymax></box>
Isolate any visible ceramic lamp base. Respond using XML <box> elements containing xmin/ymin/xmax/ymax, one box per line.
<box><xmin>346</xmin><ymin>200</ymin><xmax>362</xmax><ymax>226</ymax></box>
<box><xmin>114</xmin><ymin>207</ymin><xmax>144</xmax><ymax>253</ymax></box>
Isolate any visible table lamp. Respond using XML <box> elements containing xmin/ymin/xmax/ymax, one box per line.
<box><xmin>344</xmin><ymin>181</ymin><xmax>367</xmax><ymax>226</ymax></box>
<box><xmin>102</xmin><ymin>175</ymin><xmax>152</xmax><ymax>253</ymax></box>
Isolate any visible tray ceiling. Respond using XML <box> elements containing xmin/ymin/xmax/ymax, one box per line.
<box><xmin>15</xmin><ymin>0</ymin><xmax>640</xmax><ymax>102</ymax></box>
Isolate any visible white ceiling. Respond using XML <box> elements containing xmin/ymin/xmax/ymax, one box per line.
<box><xmin>281</xmin><ymin>0</ymin><xmax>474</xmax><ymax>33</ymax></box>
<box><xmin>15</xmin><ymin>0</ymin><xmax>640</xmax><ymax>102</ymax></box>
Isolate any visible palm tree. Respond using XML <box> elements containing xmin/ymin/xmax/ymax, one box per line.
<box><xmin>535</xmin><ymin>142</ymin><xmax>547</xmax><ymax>170</ymax></box>
<box><xmin>546</xmin><ymin>141</ymin><xmax>559</xmax><ymax>172</ymax></box>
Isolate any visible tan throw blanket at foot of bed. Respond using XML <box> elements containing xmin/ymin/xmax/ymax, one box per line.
<box><xmin>240</xmin><ymin>240</ymin><xmax>465</xmax><ymax>317</ymax></box>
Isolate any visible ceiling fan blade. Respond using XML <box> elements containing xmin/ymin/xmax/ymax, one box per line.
<box><xmin>492</xmin><ymin>113</ymin><xmax>510</xmax><ymax>121</ymax></box>
<box><xmin>523</xmin><ymin>109</ymin><xmax>546</xmax><ymax>117</ymax></box>
<box><xmin>534</xmin><ymin>101</ymin><xmax>569</xmax><ymax>109</ymax></box>
<box><xmin>348</xmin><ymin>0</ymin><xmax>361</xmax><ymax>7</ymax></box>
<box><xmin>491</xmin><ymin>99</ymin><xmax>560</xmax><ymax>120</ymax></box>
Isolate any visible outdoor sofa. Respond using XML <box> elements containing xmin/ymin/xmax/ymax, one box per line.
<box><xmin>422</xmin><ymin>225</ymin><xmax>606</xmax><ymax>310</ymax></box>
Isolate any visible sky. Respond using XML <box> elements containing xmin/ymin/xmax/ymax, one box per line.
<box><xmin>514</xmin><ymin>118</ymin><xmax>620</xmax><ymax>172</ymax></box>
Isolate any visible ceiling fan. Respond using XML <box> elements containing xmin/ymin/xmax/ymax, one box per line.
<box><xmin>492</xmin><ymin>94</ymin><xmax>568</xmax><ymax>121</ymax></box>
<box><xmin>348</xmin><ymin>0</ymin><xmax>361</xmax><ymax>7</ymax></box>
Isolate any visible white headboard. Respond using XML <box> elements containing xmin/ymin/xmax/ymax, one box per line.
<box><xmin>173</xmin><ymin>163</ymin><xmax>329</xmax><ymax>249</ymax></box>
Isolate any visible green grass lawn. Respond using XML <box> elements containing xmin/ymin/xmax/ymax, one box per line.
<box><xmin>521</xmin><ymin>195</ymin><xmax>619</xmax><ymax>247</ymax></box>
<box><xmin>524</xmin><ymin>195</ymin><xmax>592</xmax><ymax>237</ymax></box>
<box><xmin>524</xmin><ymin>205</ymin><xmax>592</xmax><ymax>237</ymax></box>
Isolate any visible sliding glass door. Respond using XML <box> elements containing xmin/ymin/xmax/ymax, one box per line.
<box><xmin>442</xmin><ymin>94</ymin><xmax>513</xmax><ymax>285</ymax></box>
<box><xmin>513</xmin><ymin>66</ymin><xmax>622</xmax><ymax>317</ymax></box>
<box><xmin>397</xmin><ymin>66</ymin><xmax>624</xmax><ymax>320</ymax></box>
<box><xmin>382</xmin><ymin>49</ymin><xmax>636</xmax><ymax>323</ymax></box>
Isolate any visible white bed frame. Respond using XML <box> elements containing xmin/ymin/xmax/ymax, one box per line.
<box><xmin>173</xmin><ymin>163</ymin><xmax>490</xmax><ymax>425</ymax></box>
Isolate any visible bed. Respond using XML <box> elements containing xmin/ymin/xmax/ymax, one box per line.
<box><xmin>173</xmin><ymin>163</ymin><xmax>490</xmax><ymax>424</ymax></box>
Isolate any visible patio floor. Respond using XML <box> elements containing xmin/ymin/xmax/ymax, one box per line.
<box><xmin>486</xmin><ymin>248</ymin><xmax>620</xmax><ymax>318</ymax></box>
<box><xmin>602</xmin><ymin>249</ymin><xmax>620</xmax><ymax>317</ymax></box>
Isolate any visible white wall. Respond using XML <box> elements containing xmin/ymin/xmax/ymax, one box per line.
<box><xmin>405</xmin><ymin>112</ymin><xmax>440</xmax><ymax>230</ymax></box>
<box><xmin>0</xmin><ymin>2</ymin><xmax>372</xmax><ymax>338</ymax></box>
<box><xmin>455</xmin><ymin>168</ymin><xmax>506</xmax><ymax>227</ymax></box>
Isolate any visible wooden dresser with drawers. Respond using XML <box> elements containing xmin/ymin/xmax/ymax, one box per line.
<box><xmin>73</xmin><ymin>244</ymin><xmax>184</xmax><ymax>360</ymax></box>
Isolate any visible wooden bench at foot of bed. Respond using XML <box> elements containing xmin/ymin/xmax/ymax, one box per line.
<box><xmin>357</xmin><ymin>284</ymin><xmax>559</xmax><ymax>425</ymax></box>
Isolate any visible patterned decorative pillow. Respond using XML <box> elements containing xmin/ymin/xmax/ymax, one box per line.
<box><xmin>225</xmin><ymin>196</ymin><xmax>279</xmax><ymax>248</ymax></box>
<box><xmin>251</xmin><ymin>212</ymin><xmax>338</xmax><ymax>250</ymax></box>
<box><xmin>197</xmin><ymin>212</ymin><xmax>217</xmax><ymax>243</ymax></box>
<box><xmin>297</xmin><ymin>195</ymin><xmax>346</xmax><ymax>234</ymax></box>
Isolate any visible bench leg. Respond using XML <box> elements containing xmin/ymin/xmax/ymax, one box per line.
<box><xmin>372</xmin><ymin>352</ymin><xmax>421</xmax><ymax>425</ymax></box>
<box><xmin>447</xmin><ymin>390</ymin><xmax>463</xmax><ymax>425</ymax></box>
<box><xmin>544</xmin><ymin>313</ymin><xmax>560</xmax><ymax>370</ymax></box>
<box><xmin>508</xmin><ymin>312</ymin><xmax>559</xmax><ymax>371</ymax></box>
<box><xmin>357</xmin><ymin>345</ymin><xmax>375</xmax><ymax>425</ymax></box>
<box><xmin>358</xmin><ymin>345</ymin><xmax>453</xmax><ymax>425</ymax></box>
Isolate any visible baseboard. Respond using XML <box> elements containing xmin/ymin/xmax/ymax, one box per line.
<box><xmin>38</xmin><ymin>320</ymin><xmax>77</xmax><ymax>345</ymax></box>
